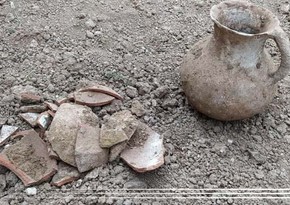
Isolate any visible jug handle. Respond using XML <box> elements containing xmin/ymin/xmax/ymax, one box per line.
<box><xmin>268</xmin><ymin>26</ymin><xmax>290</xmax><ymax>84</ymax></box>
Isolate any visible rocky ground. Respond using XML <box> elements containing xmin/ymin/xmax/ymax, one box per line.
<box><xmin>1</xmin><ymin>0</ymin><xmax>290</xmax><ymax>204</ymax></box>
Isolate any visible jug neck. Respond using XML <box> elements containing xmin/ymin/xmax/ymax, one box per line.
<box><xmin>213</xmin><ymin>23</ymin><xmax>267</xmax><ymax>44</ymax></box>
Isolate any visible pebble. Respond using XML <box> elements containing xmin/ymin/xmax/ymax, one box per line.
<box><xmin>125</xmin><ymin>86</ymin><xmax>138</xmax><ymax>98</ymax></box>
<box><xmin>162</xmin><ymin>98</ymin><xmax>178</xmax><ymax>108</ymax></box>
<box><xmin>124</xmin><ymin>179</ymin><xmax>148</xmax><ymax>189</ymax></box>
<box><xmin>25</xmin><ymin>187</ymin><xmax>37</xmax><ymax>196</ymax></box>
<box><xmin>154</xmin><ymin>86</ymin><xmax>169</xmax><ymax>98</ymax></box>
<box><xmin>85</xmin><ymin>19</ymin><xmax>96</xmax><ymax>28</ymax></box>
<box><xmin>86</xmin><ymin>30</ymin><xmax>94</xmax><ymax>38</ymax></box>
<box><xmin>6</xmin><ymin>172</ymin><xmax>18</xmax><ymax>187</ymax></box>
<box><xmin>0</xmin><ymin>174</ymin><xmax>6</xmax><ymax>192</ymax></box>
<box><xmin>47</xmin><ymin>84</ymin><xmax>55</xmax><ymax>93</ymax></box>
<box><xmin>131</xmin><ymin>100</ymin><xmax>146</xmax><ymax>117</ymax></box>
<box><xmin>254</xmin><ymin>170</ymin><xmax>264</xmax><ymax>179</ymax></box>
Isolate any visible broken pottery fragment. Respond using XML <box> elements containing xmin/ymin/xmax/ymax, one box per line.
<box><xmin>109</xmin><ymin>141</ymin><xmax>127</xmax><ymax>162</ymax></box>
<box><xmin>44</xmin><ymin>102</ymin><xmax>58</xmax><ymax>112</ymax></box>
<box><xmin>78</xmin><ymin>84</ymin><xmax>123</xmax><ymax>100</ymax></box>
<box><xmin>0</xmin><ymin>134</ymin><xmax>57</xmax><ymax>186</ymax></box>
<box><xmin>55</xmin><ymin>95</ymin><xmax>74</xmax><ymax>106</ymax></box>
<box><xmin>47</xmin><ymin>110</ymin><xmax>55</xmax><ymax>118</ymax></box>
<box><xmin>100</xmin><ymin>110</ymin><xmax>138</xmax><ymax>148</ymax></box>
<box><xmin>11</xmin><ymin>129</ymin><xmax>38</xmax><ymax>140</ymax></box>
<box><xmin>19</xmin><ymin>92</ymin><xmax>41</xmax><ymax>104</ymax></box>
<box><xmin>74</xmin><ymin>91</ymin><xmax>115</xmax><ymax>107</ymax></box>
<box><xmin>0</xmin><ymin>125</ymin><xmax>19</xmax><ymax>146</ymax></box>
<box><xmin>47</xmin><ymin>103</ymin><xmax>99</xmax><ymax>167</ymax></box>
<box><xmin>120</xmin><ymin>122</ymin><xmax>165</xmax><ymax>173</ymax></box>
<box><xmin>20</xmin><ymin>105</ymin><xmax>47</xmax><ymax>113</ymax></box>
<box><xmin>75</xmin><ymin>124</ymin><xmax>108</xmax><ymax>173</ymax></box>
<box><xmin>51</xmin><ymin>162</ymin><xmax>80</xmax><ymax>187</ymax></box>
<box><xmin>19</xmin><ymin>113</ymin><xmax>39</xmax><ymax>127</ymax></box>
<box><xmin>36</xmin><ymin>112</ymin><xmax>51</xmax><ymax>130</ymax></box>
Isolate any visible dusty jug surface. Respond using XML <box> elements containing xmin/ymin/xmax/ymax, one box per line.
<box><xmin>180</xmin><ymin>0</ymin><xmax>290</xmax><ymax>121</ymax></box>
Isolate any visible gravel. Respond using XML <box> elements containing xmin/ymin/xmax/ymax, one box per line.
<box><xmin>0</xmin><ymin>0</ymin><xmax>290</xmax><ymax>204</ymax></box>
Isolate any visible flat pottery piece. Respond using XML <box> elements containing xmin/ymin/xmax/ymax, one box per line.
<box><xmin>121</xmin><ymin>122</ymin><xmax>165</xmax><ymax>173</ymax></box>
<box><xmin>47</xmin><ymin>103</ymin><xmax>99</xmax><ymax>167</ymax></box>
<box><xmin>19</xmin><ymin>92</ymin><xmax>41</xmax><ymax>104</ymax></box>
<box><xmin>20</xmin><ymin>105</ymin><xmax>47</xmax><ymax>113</ymax></box>
<box><xmin>74</xmin><ymin>91</ymin><xmax>115</xmax><ymax>107</ymax></box>
<box><xmin>11</xmin><ymin>129</ymin><xmax>39</xmax><ymax>140</ymax></box>
<box><xmin>78</xmin><ymin>84</ymin><xmax>123</xmax><ymax>100</ymax></box>
<box><xmin>19</xmin><ymin>113</ymin><xmax>39</xmax><ymax>127</ymax></box>
<box><xmin>75</xmin><ymin>124</ymin><xmax>108</xmax><ymax>173</ymax></box>
<box><xmin>51</xmin><ymin>162</ymin><xmax>80</xmax><ymax>187</ymax></box>
<box><xmin>37</xmin><ymin>112</ymin><xmax>51</xmax><ymax>130</ymax></box>
<box><xmin>0</xmin><ymin>134</ymin><xmax>57</xmax><ymax>186</ymax></box>
<box><xmin>0</xmin><ymin>125</ymin><xmax>19</xmax><ymax>146</ymax></box>
<box><xmin>44</xmin><ymin>102</ymin><xmax>58</xmax><ymax>112</ymax></box>
<box><xmin>100</xmin><ymin>110</ymin><xmax>138</xmax><ymax>148</ymax></box>
<box><xmin>109</xmin><ymin>141</ymin><xmax>127</xmax><ymax>162</ymax></box>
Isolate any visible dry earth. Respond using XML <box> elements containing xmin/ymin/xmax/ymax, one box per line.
<box><xmin>1</xmin><ymin>0</ymin><xmax>290</xmax><ymax>204</ymax></box>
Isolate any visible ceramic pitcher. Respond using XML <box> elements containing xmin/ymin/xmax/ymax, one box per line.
<box><xmin>180</xmin><ymin>0</ymin><xmax>290</xmax><ymax>121</ymax></box>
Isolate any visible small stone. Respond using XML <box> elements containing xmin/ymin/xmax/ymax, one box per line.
<box><xmin>75</xmin><ymin>124</ymin><xmax>108</xmax><ymax>173</ymax></box>
<box><xmin>276</xmin><ymin>123</ymin><xmax>287</xmax><ymax>135</ymax></box>
<box><xmin>20</xmin><ymin>105</ymin><xmax>47</xmax><ymax>113</ymax></box>
<box><xmin>0</xmin><ymin>118</ymin><xmax>7</xmax><ymax>128</ymax></box>
<box><xmin>131</xmin><ymin>100</ymin><xmax>146</xmax><ymax>117</ymax></box>
<box><xmin>85</xmin><ymin>19</ymin><xmax>96</xmax><ymax>28</ymax></box>
<box><xmin>124</xmin><ymin>179</ymin><xmax>148</xmax><ymax>189</ymax></box>
<box><xmin>255</xmin><ymin>170</ymin><xmax>264</xmax><ymax>179</ymax></box>
<box><xmin>280</xmin><ymin>3</ymin><xmax>290</xmax><ymax>14</ymax></box>
<box><xmin>47</xmin><ymin>103</ymin><xmax>99</xmax><ymax>167</ymax></box>
<box><xmin>47</xmin><ymin>84</ymin><xmax>55</xmax><ymax>93</ymax></box>
<box><xmin>0</xmin><ymin>125</ymin><xmax>19</xmax><ymax>146</ymax></box>
<box><xmin>18</xmin><ymin>92</ymin><xmax>41</xmax><ymax>104</ymax></box>
<box><xmin>25</xmin><ymin>187</ymin><xmax>37</xmax><ymax>196</ymax></box>
<box><xmin>78</xmin><ymin>84</ymin><xmax>123</xmax><ymax>100</ymax></box>
<box><xmin>120</xmin><ymin>122</ymin><xmax>165</xmax><ymax>172</ymax></box>
<box><xmin>6</xmin><ymin>171</ymin><xmax>18</xmax><ymax>187</ymax></box>
<box><xmin>86</xmin><ymin>30</ymin><xmax>94</xmax><ymax>38</ymax></box>
<box><xmin>125</xmin><ymin>86</ymin><xmax>138</xmax><ymax>98</ymax></box>
<box><xmin>253</xmin><ymin>135</ymin><xmax>262</xmax><ymax>143</ymax></box>
<box><xmin>36</xmin><ymin>112</ymin><xmax>52</xmax><ymax>130</ymax></box>
<box><xmin>135</xmin><ymin>82</ymin><xmax>152</xmax><ymax>95</ymax></box>
<box><xmin>74</xmin><ymin>91</ymin><xmax>115</xmax><ymax>107</ymax></box>
<box><xmin>100</xmin><ymin>110</ymin><xmax>138</xmax><ymax>148</ymax></box>
<box><xmin>44</xmin><ymin>102</ymin><xmax>58</xmax><ymax>112</ymax></box>
<box><xmin>284</xmin><ymin>135</ymin><xmax>290</xmax><ymax>143</ymax></box>
<box><xmin>0</xmin><ymin>133</ymin><xmax>57</xmax><ymax>186</ymax></box>
<box><xmin>51</xmin><ymin>162</ymin><xmax>80</xmax><ymax>187</ymax></box>
<box><xmin>154</xmin><ymin>86</ymin><xmax>169</xmax><ymax>98</ymax></box>
<box><xmin>84</xmin><ymin>167</ymin><xmax>99</xmax><ymax>180</ymax></box>
<box><xmin>162</xmin><ymin>98</ymin><xmax>178</xmax><ymax>108</ymax></box>
<box><xmin>247</xmin><ymin>150</ymin><xmax>266</xmax><ymax>164</ymax></box>
<box><xmin>19</xmin><ymin>113</ymin><xmax>39</xmax><ymax>127</ymax></box>
<box><xmin>213</xmin><ymin>143</ymin><xmax>227</xmax><ymax>157</ymax></box>
<box><xmin>0</xmin><ymin>174</ymin><xmax>6</xmax><ymax>192</ymax></box>
<box><xmin>30</xmin><ymin>39</ymin><xmax>38</xmax><ymax>48</ymax></box>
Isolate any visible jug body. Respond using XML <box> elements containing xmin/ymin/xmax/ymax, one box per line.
<box><xmin>180</xmin><ymin>0</ymin><xmax>290</xmax><ymax>120</ymax></box>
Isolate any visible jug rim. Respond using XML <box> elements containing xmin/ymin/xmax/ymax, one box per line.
<box><xmin>210</xmin><ymin>0</ymin><xmax>279</xmax><ymax>37</ymax></box>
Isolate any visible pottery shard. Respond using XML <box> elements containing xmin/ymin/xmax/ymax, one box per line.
<box><xmin>51</xmin><ymin>162</ymin><xmax>80</xmax><ymax>187</ymax></box>
<box><xmin>47</xmin><ymin>103</ymin><xmax>99</xmax><ymax>167</ymax></box>
<box><xmin>120</xmin><ymin>122</ymin><xmax>165</xmax><ymax>173</ymax></box>
<box><xmin>0</xmin><ymin>134</ymin><xmax>57</xmax><ymax>186</ymax></box>
<box><xmin>11</xmin><ymin>129</ymin><xmax>39</xmax><ymax>140</ymax></box>
<box><xmin>19</xmin><ymin>113</ymin><xmax>39</xmax><ymax>127</ymax></box>
<box><xmin>44</xmin><ymin>102</ymin><xmax>58</xmax><ymax>112</ymax></box>
<box><xmin>75</xmin><ymin>124</ymin><xmax>108</xmax><ymax>173</ymax></box>
<box><xmin>78</xmin><ymin>84</ymin><xmax>123</xmax><ymax>100</ymax></box>
<box><xmin>109</xmin><ymin>141</ymin><xmax>127</xmax><ymax>162</ymax></box>
<box><xmin>20</xmin><ymin>105</ymin><xmax>47</xmax><ymax>113</ymax></box>
<box><xmin>0</xmin><ymin>125</ymin><xmax>19</xmax><ymax>146</ymax></box>
<box><xmin>36</xmin><ymin>112</ymin><xmax>52</xmax><ymax>130</ymax></box>
<box><xmin>74</xmin><ymin>91</ymin><xmax>115</xmax><ymax>107</ymax></box>
<box><xmin>19</xmin><ymin>92</ymin><xmax>41</xmax><ymax>104</ymax></box>
<box><xmin>100</xmin><ymin>110</ymin><xmax>138</xmax><ymax>148</ymax></box>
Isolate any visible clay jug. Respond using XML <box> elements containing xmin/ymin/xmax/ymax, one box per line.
<box><xmin>180</xmin><ymin>0</ymin><xmax>290</xmax><ymax>121</ymax></box>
